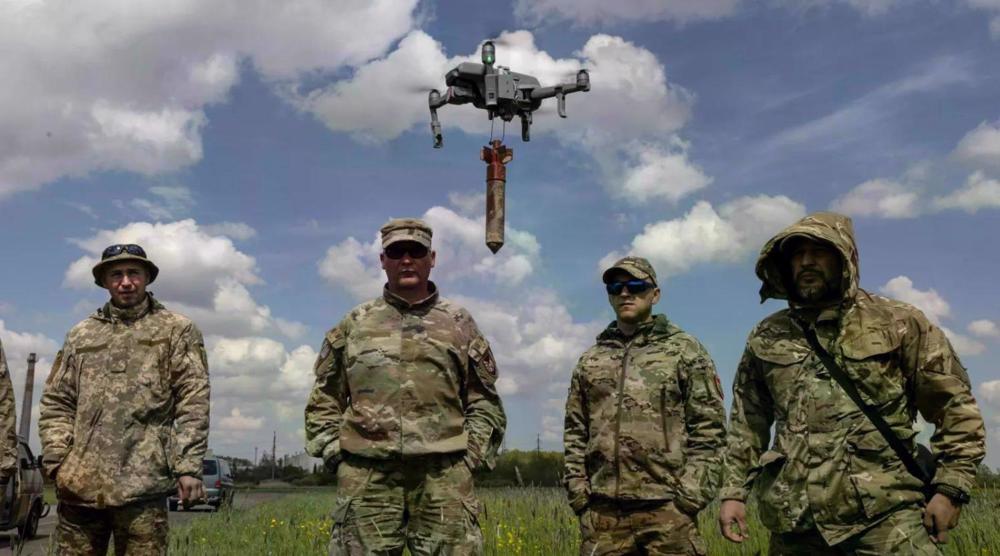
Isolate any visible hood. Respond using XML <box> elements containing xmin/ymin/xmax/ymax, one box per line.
<box><xmin>755</xmin><ymin>212</ymin><xmax>859</xmax><ymax>304</ymax></box>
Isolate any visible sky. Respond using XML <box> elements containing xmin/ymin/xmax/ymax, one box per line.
<box><xmin>0</xmin><ymin>0</ymin><xmax>999</xmax><ymax>469</ymax></box>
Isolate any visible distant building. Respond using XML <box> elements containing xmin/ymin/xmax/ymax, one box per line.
<box><xmin>282</xmin><ymin>451</ymin><xmax>323</xmax><ymax>472</ymax></box>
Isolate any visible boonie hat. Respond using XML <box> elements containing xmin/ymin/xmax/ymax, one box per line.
<box><xmin>92</xmin><ymin>244</ymin><xmax>159</xmax><ymax>287</ymax></box>
<box><xmin>601</xmin><ymin>256</ymin><xmax>658</xmax><ymax>287</ymax></box>
<box><xmin>380</xmin><ymin>218</ymin><xmax>433</xmax><ymax>249</ymax></box>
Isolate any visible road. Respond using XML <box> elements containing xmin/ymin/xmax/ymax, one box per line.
<box><xmin>0</xmin><ymin>491</ymin><xmax>287</xmax><ymax>554</ymax></box>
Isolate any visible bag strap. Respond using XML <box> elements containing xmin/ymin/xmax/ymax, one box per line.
<box><xmin>800</xmin><ymin>325</ymin><xmax>931</xmax><ymax>486</ymax></box>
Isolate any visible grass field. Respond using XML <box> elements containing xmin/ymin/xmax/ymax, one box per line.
<box><xmin>170</xmin><ymin>487</ymin><xmax>1000</xmax><ymax>555</ymax></box>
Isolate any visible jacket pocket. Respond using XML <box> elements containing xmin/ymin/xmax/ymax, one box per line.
<box><xmin>839</xmin><ymin>331</ymin><xmax>904</xmax><ymax>407</ymax></box>
<box><xmin>753</xmin><ymin>450</ymin><xmax>793</xmax><ymax>532</ymax></box>
<box><xmin>660</xmin><ymin>384</ymin><xmax>685</xmax><ymax>469</ymax></box>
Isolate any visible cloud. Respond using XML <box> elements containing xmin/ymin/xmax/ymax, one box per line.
<box><xmin>219</xmin><ymin>408</ymin><xmax>264</xmax><ymax>432</ymax></box>
<box><xmin>953</xmin><ymin>120</ymin><xmax>1000</xmax><ymax>170</ymax></box>
<box><xmin>513</xmin><ymin>0</ymin><xmax>742</xmax><ymax>25</ymax></box>
<box><xmin>602</xmin><ymin>195</ymin><xmax>806</xmax><ymax>278</ymax></box>
<box><xmin>968</xmin><ymin>319</ymin><xmax>1000</xmax><ymax>339</ymax></box>
<box><xmin>289</xmin><ymin>30</ymin><xmax>701</xmax><ymax>205</ymax></box>
<box><xmin>830</xmin><ymin>179</ymin><xmax>920</xmax><ymax>218</ymax></box>
<box><xmin>879</xmin><ymin>276</ymin><xmax>986</xmax><ymax>356</ymax></box>
<box><xmin>200</xmin><ymin>222</ymin><xmax>257</xmax><ymax>241</ymax></box>
<box><xmin>64</xmin><ymin>219</ymin><xmax>304</xmax><ymax>340</ymax></box>
<box><xmin>318</xmin><ymin>206</ymin><xmax>542</xmax><ymax>299</ymax></box>
<box><xmin>979</xmin><ymin>380</ymin><xmax>1000</xmax><ymax>408</ymax></box>
<box><xmin>931</xmin><ymin>172</ymin><xmax>1000</xmax><ymax>213</ymax></box>
<box><xmin>127</xmin><ymin>185</ymin><xmax>196</xmax><ymax>221</ymax></box>
<box><xmin>0</xmin><ymin>0</ymin><xmax>419</xmax><ymax>198</ymax></box>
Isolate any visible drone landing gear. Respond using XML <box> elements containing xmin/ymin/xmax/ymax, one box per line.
<box><xmin>481</xmin><ymin>139</ymin><xmax>513</xmax><ymax>254</ymax></box>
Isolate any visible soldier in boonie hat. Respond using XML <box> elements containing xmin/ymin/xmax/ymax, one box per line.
<box><xmin>91</xmin><ymin>244</ymin><xmax>160</xmax><ymax>287</ymax></box>
<box><xmin>380</xmin><ymin>218</ymin><xmax>433</xmax><ymax>249</ymax></box>
<box><xmin>601</xmin><ymin>255</ymin><xmax>658</xmax><ymax>287</ymax></box>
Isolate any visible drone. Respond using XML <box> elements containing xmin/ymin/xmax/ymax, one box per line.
<box><xmin>427</xmin><ymin>40</ymin><xmax>591</xmax><ymax>253</ymax></box>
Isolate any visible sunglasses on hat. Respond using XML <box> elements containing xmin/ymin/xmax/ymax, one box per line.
<box><xmin>384</xmin><ymin>243</ymin><xmax>429</xmax><ymax>260</ymax></box>
<box><xmin>606</xmin><ymin>280</ymin><xmax>654</xmax><ymax>296</ymax></box>
<box><xmin>101</xmin><ymin>244</ymin><xmax>147</xmax><ymax>260</ymax></box>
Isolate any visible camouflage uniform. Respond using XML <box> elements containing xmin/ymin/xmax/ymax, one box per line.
<box><xmin>40</xmin><ymin>293</ymin><xmax>210</xmax><ymax>555</ymax></box>
<box><xmin>305</xmin><ymin>219</ymin><xmax>505</xmax><ymax>556</ymax></box>
<box><xmin>0</xmin><ymin>339</ymin><xmax>17</xmax><ymax>482</ymax></box>
<box><xmin>720</xmin><ymin>212</ymin><xmax>986</xmax><ymax>555</ymax></box>
<box><xmin>564</xmin><ymin>257</ymin><xmax>726</xmax><ymax>556</ymax></box>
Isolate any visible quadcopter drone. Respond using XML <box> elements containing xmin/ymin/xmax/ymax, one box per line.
<box><xmin>427</xmin><ymin>40</ymin><xmax>591</xmax><ymax>148</ymax></box>
<box><xmin>426</xmin><ymin>40</ymin><xmax>591</xmax><ymax>254</ymax></box>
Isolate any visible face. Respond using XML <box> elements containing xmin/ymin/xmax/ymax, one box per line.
<box><xmin>103</xmin><ymin>261</ymin><xmax>149</xmax><ymax>308</ymax></box>
<box><xmin>380</xmin><ymin>241</ymin><xmax>435</xmax><ymax>293</ymax></box>
<box><xmin>786</xmin><ymin>238</ymin><xmax>843</xmax><ymax>303</ymax></box>
<box><xmin>606</xmin><ymin>270</ymin><xmax>660</xmax><ymax>324</ymax></box>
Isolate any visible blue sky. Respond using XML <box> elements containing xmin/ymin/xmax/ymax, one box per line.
<box><xmin>1</xmin><ymin>0</ymin><xmax>999</xmax><ymax>468</ymax></box>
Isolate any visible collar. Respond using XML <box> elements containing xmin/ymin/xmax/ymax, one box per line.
<box><xmin>103</xmin><ymin>294</ymin><xmax>152</xmax><ymax>323</ymax></box>
<box><xmin>599</xmin><ymin>314</ymin><xmax>671</xmax><ymax>344</ymax></box>
<box><xmin>383</xmin><ymin>282</ymin><xmax>439</xmax><ymax>311</ymax></box>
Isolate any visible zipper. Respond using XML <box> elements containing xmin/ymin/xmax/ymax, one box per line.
<box><xmin>612</xmin><ymin>343</ymin><xmax>631</xmax><ymax>499</ymax></box>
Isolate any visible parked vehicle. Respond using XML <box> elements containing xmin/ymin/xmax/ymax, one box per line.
<box><xmin>168</xmin><ymin>455</ymin><xmax>234</xmax><ymax>511</ymax></box>
<box><xmin>0</xmin><ymin>437</ymin><xmax>48</xmax><ymax>539</ymax></box>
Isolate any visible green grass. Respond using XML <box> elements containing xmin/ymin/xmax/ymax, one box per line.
<box><xmin>169</xmin><ymin>487</ymin><xmax>1000</xmax><ymax>555</ymax></box>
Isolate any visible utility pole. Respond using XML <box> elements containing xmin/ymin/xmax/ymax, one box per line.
<box><xmin>271</xmin><ymin>430</ymin><xmax>277</xmax><ymax>481</ymax></box>
<box><xmin>536</xmin><ymin>433</ymin><xmax>540</xmax><ymax>453</ymax></box>
<box><xmin>254</xmin><ymin>446</ymin><xmax>258</xmax><ymax>468</ymax></box>
<box><xmin>18</xmin><ymin>354</ymin><xmax>36</xmax><ymax>440</ymax></box>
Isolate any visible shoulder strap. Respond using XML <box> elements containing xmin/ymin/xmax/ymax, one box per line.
<box><xmin>801</xmin><ymin>325</ymin><xmax>931</xmax><ymax>486</ymax></box>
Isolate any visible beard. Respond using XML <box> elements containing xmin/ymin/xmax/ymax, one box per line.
<box><xmin>794</xmin><ymin>271</ymin><xmax>839</xmax><ymax>303</ymax></box>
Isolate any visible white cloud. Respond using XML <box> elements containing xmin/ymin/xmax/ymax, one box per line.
<box><xmin>0</xmin><ymin>0</ymin><xmax>419</xmax><ymax>198</ymax></box>
<box><xmin>318</xmin><ymin>207</ymin><xmax>542</xmax><ymax>299</ymax></box>
<box><xmin>978</xmin><ymin>380</ymin><xmax>1000</xmax><ymax>408</ymax></box>
<box><xmin>830</xmin><ymin>179</ymin><xmax>921</xmax><ymax>218</ymax></box>
<box><xmin>602</xmin><ymin>195</ymin><xmax>806</xmax><ymax>278</ymax></box>
<box><xmin>200</xmin><ymin>222</ymin><xmax>257</xmax><ymax>241</ymax></box>
<box><xmin>932</xmin><ymin>172</ymin><xmax>1000</xmax><ymax>213</ymax></box>
<box><xmin>969</xmin><ymin>319</ymin><xmax>1000</xmax><ymax>339</ymax></box>
<box><xmin>128</xmin><ymin>185</ymin><xmax>196</xmax><ymax>221</ymax></box>
<box><xmin>619</xmin><ymin>141</ymin><xmax>712</xmax><ymax>205</ymax></box>
<box><xmin>0</xmin><ymin>320</ymin><xmax>60</xmax><ymax>451</ymax></box>
<box><xmin>879</xmin><ymin>276</ymin><xmax>986</xmax><ymax>356</ymax></box>
<box><xmin>64</xmin><ymin>219</ymin><xmax>304</xmax><ymax>340</ymax></box>
<box><xmin>514</xmin><ymin>0</ymin><xmax>742</xmax><ymax>25</ymax></box>
<box><xmin>290</xmin><ymin>30</ymin><xmax>700</xmax><ymax>204</ymax></box>
<box><xmin>953</xmin><ymin>120</ymin><xmax>1000</xmax><ymax>170</ymax></box>
<box><xmin>219</xmin><ymin>408</ymin><xmax>264</xmax><ymax>432</ymax></box>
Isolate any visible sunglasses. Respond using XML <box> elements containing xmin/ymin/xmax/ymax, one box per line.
<box><xmin>606</xmin><ymin>280</ymin><xmax>654</xmax><ymax>296</ymax></box>
<box><xmin>101</xmin><ymin>244</ymin><xmax>147</xmax><ymax>260</ymax></box>
<box><xmin>384</xmin><ymin>243</ymin><xmax>429</xmax><ymax>260</ymax></box>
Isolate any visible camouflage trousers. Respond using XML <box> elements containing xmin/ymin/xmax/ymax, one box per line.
<box><xmin>579</xmin><ymin>498</ymin><xmax>707</xmax><ymax>556</ymax></box>
<box><xmin>51</xmin><ymin>498</ymin><xmax>168</xmax><ymax>555</ymax></box>
<box><xmin>769</xmin><ymin>505</ymin><xmax>941</xmax><ymax>555</ymax></box>
<box><xmin>329</xmin><ymin>452</ymin><xmax>482</xmax><ymax>556</ymax></box>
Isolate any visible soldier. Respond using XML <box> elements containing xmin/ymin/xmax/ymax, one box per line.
<box><xmin>719</xmin><ymin>212</ymin><xmax>986</xmax><ymax>554</ymax></box>
<box><xmin>305</xmin><ymin>218</ymin><xmax>506</xmax><ymax>555</ymax></box>
<box><xmin>0</xmin><ymin>340</ymin><xmax>17</xmax><ymax>497</ymax></box>
<box><xmin>39</xmin><ymin>244</ymin><xmax>210</xmax><ymax>555</ymax></box>
<box><xmin>563</xmin><ymin>256</ymin><xmax>726</xmax><ymax>556</ymax></box>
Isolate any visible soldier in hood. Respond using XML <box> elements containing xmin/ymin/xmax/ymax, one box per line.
<box><xmin>40</xmin><ymin>244</ymin><xmax>210</xmax><ymax>554</ymax></box>
<box><xmin>718</xmin><ymin>212</ymin><xmax>985</xmax><ymax>554</ymax></box>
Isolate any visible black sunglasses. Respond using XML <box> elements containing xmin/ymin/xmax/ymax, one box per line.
<box><xmin>101</xmin><ymin>244</ymin><xmax>147</xmax><ymax>260</ymax></box>
<box><xmin>606</xmin><ymin>280</ymin><xmax>654</xmax><ymax>296</ymax></box>
<box><xmin>384</xmin><ymin>243</ymin><xmax>429</xmax><ymax>260</ymax></box>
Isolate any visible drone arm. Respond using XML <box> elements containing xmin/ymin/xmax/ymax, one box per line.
<box><xmin>429</xmin><ymin>90</ymin><xmax>447</xmax><ymax>148</ymax></box>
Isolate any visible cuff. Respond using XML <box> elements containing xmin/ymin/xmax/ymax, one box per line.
<box><xmin>718</xmin><ymin>487</ymin><xmax>749</xmax><ymax>503</ymax></box>
<box><xmin>322</xmin><ymin>439</ymin><xmax>341</xmax><ymax>470</ymax></box>
<box><xmin>567</xmin><ymin>489</ymin><xmax>590</xmax><ymax>515</ymax></box>
<box><xmin>932</xmin><ymin>468</ymin><xmax>975</xmax><ymax>497</ymax></box>
<box><xmin>934</xmin><ymin>483</ymin><xmax>971</xmax><ymax>504</ymax></box>
<box><xmin>173</xmin><ymin>459</ymin><xmax>202</xmax><ymax>478</ymax></box>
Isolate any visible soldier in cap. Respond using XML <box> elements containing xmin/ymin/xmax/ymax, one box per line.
<box><xmin>40</xmin><ymin>243</ymin><xmax>210</xmax><ymax>554</ymax></box>
<box><xmin>719</xmin><ymin>212</ymin><xmax>986</xmax><ymax>554</ymax></box>
<box><xmin>305</xmin><ymin>218</ymin><xmax>506</xmax><ymax>555</ymax></box>
<box><xmin>563</xmin><ymin>256</ymin><xmax>726</xmax><ymax>556</ymax></box>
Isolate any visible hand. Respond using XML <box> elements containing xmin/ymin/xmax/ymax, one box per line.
<box><xmin>719</xmin><ymin>500</ymin><xmax>750</xmax><ymax>543</ymax></box>
<box><xmin>177</xmin><ymin>475</ymin><xmax>205</xmax><ymax>507</ymax></box>
<box><xmin>924</xmin><ymin>493</ymin><xmax>962</xmax><ymax>544</ymax></box>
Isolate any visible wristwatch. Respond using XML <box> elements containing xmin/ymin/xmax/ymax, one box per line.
<box><xmin>934</xmin><ymin>483</ymin><xmax>971</xmax><ymax>504</ymax></box>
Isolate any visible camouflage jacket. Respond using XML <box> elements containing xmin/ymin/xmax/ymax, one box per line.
<box><xmin>721</xmin><ymin>212</ymin><xmax>986</xmax><ymax>545</ymax></box>
<box><xmin>39</xmin><ymin>295</ymin><xmax>210</xmax><ymax>508</ymax></box>
<box><xmin>563</xmin><ymin>315</ymin><xmax>726</xmax><ymax>515</ymax></box>
<box><xmin>305</xmin><ymin>284</ymin><xmax>506</xmax><ymax>470</ymax></box>
<box><xmin>0</xmin><ymin>340</ymin><xmax>17</xmax><ymax>479</ymax></box>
